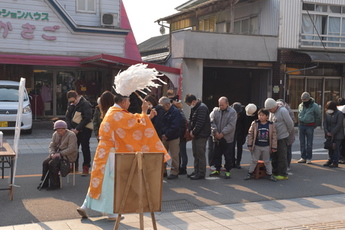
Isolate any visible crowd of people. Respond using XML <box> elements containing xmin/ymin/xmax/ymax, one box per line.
<box><xmin>37</xmin><ymin>88</ymin><xmax>345</xmax><ymax>221</ymax></box>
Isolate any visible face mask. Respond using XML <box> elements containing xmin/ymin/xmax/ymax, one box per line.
<box><xmin>148</xmin><ymin>105</ymin><xmax>153</xmax><ymax>109</ymax></box>
<box><xmin>190</xmin><ymin>104</ymin><xmax>195</xmax><ymax>109</ymax></box>
<box><xmin>326</xmin><ymin>109</ymin><xmax>334</xmax><ymax>114</ymax></box>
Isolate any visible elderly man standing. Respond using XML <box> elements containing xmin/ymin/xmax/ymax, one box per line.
<box><xmin>209</xmin><ymin>97</ymin><xmax>237</xmax><ymax>179</ymax></box>
<box><xmin>264</xmin><ymin>98</ymin><xmax>294</xmax><ymax>180</ymax></box>
<box><xmin>297</xmin><ymin>92</ymin><xmax>321</xmax><ymax>164</ymax></box>
<box><xmin>185</xmin><ymin>94</ymin><xmax>211</xmax><ymax>180</ymax></box>
<box><xmin>159</xmin><ymin>96</ymin><xmax>182</xmax><ymax>180</ymax></box>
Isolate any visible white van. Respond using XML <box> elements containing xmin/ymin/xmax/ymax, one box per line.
<box><xmin>0</xmin><ymin>80</ymin><xmax>33</xmax><ymax>134</ymax></box>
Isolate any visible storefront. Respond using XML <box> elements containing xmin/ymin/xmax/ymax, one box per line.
<box><xmin>0</xmin><ymin>0</ymin><xmax>180</xmax><ymax>119</ymax></box>
<box><xmin>282</xmin><ymin>51</ymin><xmax>345</xmax><ymax>124</ymax></box>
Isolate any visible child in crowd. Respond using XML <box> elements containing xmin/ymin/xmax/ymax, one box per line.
<box><xmin>245</xmin><ymin>109</ymin><xmax>277</xmax><ymax>182</ymax></box>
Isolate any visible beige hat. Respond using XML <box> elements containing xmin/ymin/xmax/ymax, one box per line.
<box><xmin>265</xmin><ymin>98</ymin><xmax>277</xmax><ymax>110</ymax></box>
<box><xmin>245</xmin><ymin>103</ymin><xmax>257</xmax><ymax>116</ymax></box>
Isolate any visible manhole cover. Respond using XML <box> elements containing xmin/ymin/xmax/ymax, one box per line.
<box><xmin>161</xmin><ymin>199</ymin><xmax>199</xmax><ymax>212</ymax></box>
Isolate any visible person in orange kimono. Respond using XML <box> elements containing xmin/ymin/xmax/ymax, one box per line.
<box><xmin>77</xmin><ymin>94</ymin><xmax>169</xmax><ymax>221</ymax></box>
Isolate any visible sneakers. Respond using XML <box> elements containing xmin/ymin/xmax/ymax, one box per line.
<box><xmin>209</xmin><ymin>171</ymin><xmax>220</xmax><ymax>177</ymax></box>
<box><xmin>209</xmin><ymin>165</ymin><xmax>216</xmax><ymax>171</ymax></box>
<box><xmin>323</xmin><ymin>160</ymin><xmax>332</xmax><ymax>167</ymax></box>
<box><xmin>274</xmin><ymin>175</ymin><xmax>288</xmax><ymax>180</ymax></box>
<box><xmin>224</xmin><ymin>171</ymin><xmax>231</xmax><ymax>179</ymax></box>
<box><xmin>187</xmin><ymin>172</ymin><xmax>196</xmax><ymax>178</ymax></box>
<box><xmin>268</xmin><ymin>174</ymin><xmax>277</xmax><ymax>182</ymax></box>
<box><xmin>244</xmin><ymin>173</ymin><xmax>254</xmax><ymax>180</ymax></box>
<box><xmin>298</xmin><ymin>158</ymin><xmax>306</xmax><ymax>163</ymax></box>
<box><xmin>329</xmin><ymin>163</ymin><xmax>339</xmax><ymax>168</ymax></box>
<box><xmin>81</xmin><ymin>166</ymin><xmax>89</xmax><ymax>176</ymax></box>
<box><xmin>306</xmin><ymin>159</ymin><xmax>312</xmax><ymax>164</ymax></box>
<box><xmin>167</xmin><ymin>174</ymin><xmax>178</xmax><ymax>180</ymax></box>
<box><xmin>77</xmin><ymin>207</ymin><xmax>88</xmax><ymax>218</ymax></box>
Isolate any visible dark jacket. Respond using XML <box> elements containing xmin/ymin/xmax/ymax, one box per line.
<box><xmin>235</xmin><ymin>109</ymin><xmax>247</xmax><ymax>144</ymax></box>
<box><xmin>151</xmin><ymin>105</ymin><xmax>164</xmax><ymax>138</ymax></box>
<box><xmin>65</xmin><ymin>96</ymin><xmax>93</xmax><ymax>131</ymax></box>
<box><xmin>179</xmin><ymin>109</ymin><xmax>188</xmax><ymax>140</ymax></box>
<box><xmin>189</xmin><ymin>100</ymin><xmax>211</xmax><ymax>138</ymax></box>
<box><xmin>324</xmin><ymin>110</ymin><xmax>345</xmax><ymax>140</ymax></box>
<box><xmin>162</xmin><ymin>105</ymin><xmax>182</xmax><ymax>141</ymax></box>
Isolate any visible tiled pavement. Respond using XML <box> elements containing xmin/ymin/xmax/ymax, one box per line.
<box><xmin>1</xmin><ymin>194</ymin><xmax>345</xmax><ymax>229</ymax></box>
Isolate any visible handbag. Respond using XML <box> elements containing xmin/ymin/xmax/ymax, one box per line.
<box><xmin>60</xmin><ymin>156</ymin><xmax>70</xmax><ymax>177</ymax></box>
<box><xmin>324</xmin><ymin>138</ymin><xmax>334</xmax><ymax>150</ymax></box>
<box><xmin>72</xmin><ymin>111</ymin><xmax>94</xmax><ymax>130</ymax></box>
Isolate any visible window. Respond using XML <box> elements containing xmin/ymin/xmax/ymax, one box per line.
<box><xmin>77</xmin><ymin>0</ymin><xmax>96</xmax><ymax>13</ymax></box>
<box><xmin>233</xmin><ymin>16</ymin><xmax>259</xmax><ymax>35</ymax></box>
<box><xmin>198</xmin><ymin>17</ymin><xmax>215</xmax><ymax>32</ymax></box>
<box><xmin>301</xmin><ymin>4</ymin><xmax>345</xmax><ymax>48</ymax></box>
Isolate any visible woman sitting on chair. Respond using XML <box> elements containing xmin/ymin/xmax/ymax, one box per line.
<box><xmin>38</xmin><ymin>120</ymin><xmax>78</xmax><ymax>190</ymax></box>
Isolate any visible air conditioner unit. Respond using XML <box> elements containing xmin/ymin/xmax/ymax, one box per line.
<box><xmin>101</xmin><ymin>13</ymin><xmax>118</xmax><ymax>27</ymax></box>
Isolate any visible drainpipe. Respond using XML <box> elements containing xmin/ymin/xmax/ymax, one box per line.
<box><xmin>283</xmin><ymin>63</ymin><xmax>319</xmax><ymax>101</ymax></box>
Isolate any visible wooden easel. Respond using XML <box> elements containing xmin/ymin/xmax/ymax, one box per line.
<box><xmin>114</xmin><ymin>152</ymin><xmax>163</xmax><ymax>230</ymax></box>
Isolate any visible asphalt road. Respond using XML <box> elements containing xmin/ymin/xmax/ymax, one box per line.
<box><xmin>0</xmin><ymin>121</ymin><xmax>344</xmax><ymax>226</ymax></box>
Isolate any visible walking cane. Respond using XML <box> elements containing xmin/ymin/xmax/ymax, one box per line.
<box><xmin>37</xmin><ymin>170</ymin><xmax>49</xmax><ymax>191</ymax></box>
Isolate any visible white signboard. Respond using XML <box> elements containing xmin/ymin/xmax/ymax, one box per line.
<box><xmin>11</xmin><ymin>78</ymin><xmax>25</xmax><ymax>185</ymax></box>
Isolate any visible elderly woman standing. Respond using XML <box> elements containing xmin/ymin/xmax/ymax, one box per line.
<box><xmin>38</xmin><ymin>120</ymin><xmax>78</xmax><ymax>190</ymax></box>
<box><xmin>323</xmin><ymin>101</ymin><xmax>344</xmax><ymax>168</ymax></box>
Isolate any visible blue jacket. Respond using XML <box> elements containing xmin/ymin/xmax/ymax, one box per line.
<box><xmin>161</xmin><ymin>105</ymin><xmax>182</xmax><ymax>141</ymax></box>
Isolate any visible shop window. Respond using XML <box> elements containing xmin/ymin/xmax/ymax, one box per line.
<box><xmin>77</xmin><ymin>0</ymin><xmax>96</xmax><ymax>13</ymax></box>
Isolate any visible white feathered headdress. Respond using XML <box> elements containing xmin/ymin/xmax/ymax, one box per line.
<box><xmin>113</xmin><ymin>63</ymin><xmax>166</xmax><ymax>97</ymax></box>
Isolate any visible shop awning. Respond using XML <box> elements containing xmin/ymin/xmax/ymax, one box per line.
<box><xmin>80</xmin><ymin>53</ymin><xmax>180</xmax><ymax>74</ymax></box>
<box><xmin>81</xmin><ymin>53</ymin><xmax>181</xmax><ymax>86</ymax></box>
<box><xmin>297</xmin><ymin>51</ymin><xmax>345</xmax><ymax>63</ymax></box>
<box><xmin>0</xmin><ymin>54</ymin><xmax>82</xmax><ymax>66</ymax></box>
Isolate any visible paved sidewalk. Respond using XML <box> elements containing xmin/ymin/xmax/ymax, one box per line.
<box><xmin>1</xmin><ymin>193</ymin><xmax>345</xmax><ymax>229</ymax></box>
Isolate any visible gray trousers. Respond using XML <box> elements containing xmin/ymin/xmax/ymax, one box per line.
<box><xmin>249</xmin><ymin>145</ymin><xmax>272</xmax><ymax>175</ymax></box>
<box><xmin>192</xmin><ymin>137</ymin><xmax>208</xmax><ymax>177</ymax></box>
<box><xmin>163</xmin><ymin>138</ymin><xmax>180</xmax><ymax>176</ymax></box>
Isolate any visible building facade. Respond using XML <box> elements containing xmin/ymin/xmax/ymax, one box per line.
<box><xmin>158</xmin><ymin>0</ymin><xmax>345</xmax><ymax>121</ymax></box>
<box><xmin>0</xmin><ymin>0</ymin><xmax>179</xmax><ymax>119</ymax></box>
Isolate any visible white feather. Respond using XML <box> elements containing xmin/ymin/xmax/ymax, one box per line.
<box><xmin>114</xmin><ymin>63</ymin><xmax>166</xmax><ymax>96</ymax></box>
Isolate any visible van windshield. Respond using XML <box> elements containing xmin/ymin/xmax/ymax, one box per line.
<box><xmin>0</xmin><ymin>86</ymin><xmax>28</xmax><ymax>102</ymax></box>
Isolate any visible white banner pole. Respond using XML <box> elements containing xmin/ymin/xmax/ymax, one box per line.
<box><xmin>11</xmin><ymin>78</ymin><xmax>25</xmax><ymax>186</ymax></box>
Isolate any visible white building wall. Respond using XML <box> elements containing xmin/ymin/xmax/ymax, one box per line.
<box><xmin>58</xmin><ymin>0</ymin><xmax>120</xmax><ymax>27</ymax></box>
<box><xmin>279</xmin><ymin>0</ymin><xmax>301</xmax><ymax>49</ymax></box>
<box><xmin>259</xmin><ymin>0</ymin><xmax>279</xmax><ymax>36</ymax></box>
<box><xmin>234</xmin><ymin>0</ymin><xmax>279</xmax><ymax>36</ymax></box>
<box><xmin>303</xmin><ymin>0</ymin><xmax>345</xmax><ymax>4</ymax></box>
<box><xmin>279</xmin><ymin>0</ymin><xmax>345</xmax><ymax>49</ymax></box>
<box><xmin>180</xmin><ymin>58</ymin><xmax>203</xmax><ymax>118</ymax></box>
<box><xmin>0</xmin><ymin>0</ymin><xmax>125</xmax><ymax>57</ymax></box>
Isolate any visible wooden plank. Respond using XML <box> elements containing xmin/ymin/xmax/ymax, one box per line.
<box><xmin>0</xmin><ymin>142</ymin><xmax>15</xmax><ymax>157</ymax></box>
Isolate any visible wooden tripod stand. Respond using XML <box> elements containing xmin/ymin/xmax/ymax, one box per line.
<box><xmin>114</xmin><ymin>152</ymin><xmax>164</xmax><ymax>230</ymax></box>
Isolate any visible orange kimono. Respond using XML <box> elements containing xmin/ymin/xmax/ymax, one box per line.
<box><xmin>88</xmin><ymin>106</ymin><xmax>169</xmax><ymax>199</ymax></box>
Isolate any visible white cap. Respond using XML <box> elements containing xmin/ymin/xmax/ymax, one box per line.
<box><xmin>245</xmin><ymin>103</ymin><xmax>257</xmax><ymax>116</ymax></box>
<box><xmin>265</xmin><ymin>98</ymin><xmax>277</xmax><ymax>110</ymax></box>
